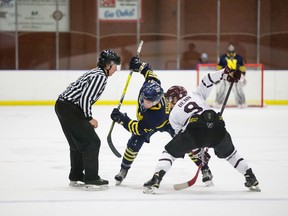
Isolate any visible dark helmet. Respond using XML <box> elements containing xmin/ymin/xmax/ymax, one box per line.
<box><xmin>164</xmin><ymin>85</ymin><xmax>187</xmax><ymax>104</ymax></box>
<box><xmin>98</xmin><ymin>49</ymin><xmax>121</xmax><ymax>68</ymax></box>
<box><xmin>140</xmin><ymin>81</ymin><xmax>164</xmax><ymax>103</ymax></box>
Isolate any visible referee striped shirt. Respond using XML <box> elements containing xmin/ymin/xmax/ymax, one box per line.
<box><xmin>59</xmin><ymin>67</ymin><xmax>108</xmax><ymax>120</ymax></box>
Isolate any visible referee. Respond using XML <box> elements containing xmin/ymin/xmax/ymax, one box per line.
<box><xmin>55</xmin><ymin>49</ymin><xmax>121</xmax><ymax>190</ymax></box>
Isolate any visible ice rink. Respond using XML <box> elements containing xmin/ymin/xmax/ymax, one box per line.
<box><xmin>1</xmin><ymin>105</ymin><xmax>288</xmax><ymax>216</ymax></box>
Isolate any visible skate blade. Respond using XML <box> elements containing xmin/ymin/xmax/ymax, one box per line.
<box><xmin>249</xmin><ymin>185</ymin><xmax>261</xmax><ymax>192</ymax></box>
<box><xmin>143</xmin><ymin>186</ymin><xmax>157</xmax><ymax>194</ymax></box>
<box><xmin>85</xmin><ymin>184</ymin><xmax>109</xmax><ymax>191</ymax></box>
<box><xmin>69</xmin><ymin>182</ymin><xmax>85</xmax><ymax>188</ymax></box>
<box><xmin>204</xmin><ymin>180</ymin><xmax>214</xmax><ymax>187</ymax></box>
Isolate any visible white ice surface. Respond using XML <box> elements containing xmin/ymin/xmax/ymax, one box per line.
<box><xmin>0</xmin><ymin>105</ymin><xmax>288</xmax><ymax>216</ymax></box>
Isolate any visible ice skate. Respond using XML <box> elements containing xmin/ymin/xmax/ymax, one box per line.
<box><xmin>244</xmin><ymin>168</ymin><xmax>261</xmax><ymax>192</ymax></box>
<box><xmin>201</xmin><ymin>168</ymin><xmax>214</xmax><ymax>187</ymax></box>
<box><xmin>69</xmin><ymin>177</ymin><xmax>85</xmax><ymax>187</ymax></box>
<box><xmin>143</xmin><ymin>170</ymin><xmax>166</xmax><ymax>194</ymax></box>
<box><xmin>69</xmin><ymin>180</ymin><xmax>85</xmax><ymax>187</ymax></box>
<box><xmin>85</xmin><ymin>178</ymin><xmax>109</xmax><ymax>191</ymax></box>
<box><xmin>115</xmin><ymin>168</ymin><xmax>128</xmax><ymax>186</ymax></box>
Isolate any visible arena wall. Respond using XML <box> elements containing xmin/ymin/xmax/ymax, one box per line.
<box><xmin>0</xmin><ymin>70</ymin><xmax>287</xmax><ymax>105</ymax></box>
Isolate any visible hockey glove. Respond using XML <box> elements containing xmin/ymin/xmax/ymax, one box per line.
<box><xmin>191</xmin><ymin>148</ymin><xmax>211</xmax><ymax>164</ymax></box>
<box><xmin>110</xmin><ymin>108</ymin><xmax>130</xmax><ymax>125</ymax></box>
<box><xmin>129</xmin><ymin>56</ymin><xmax>151</xmax><ymax>74</ymax></box>
<box><xmin>222</xmin><ymin>66</ymin><xmax>241</xmax><ymax>83</ymax></box>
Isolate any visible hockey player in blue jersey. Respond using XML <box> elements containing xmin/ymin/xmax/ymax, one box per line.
<box><xmin>110</xmin><ymin>56</ymin><xmax>213</xmax><ymax>186</ymax></box>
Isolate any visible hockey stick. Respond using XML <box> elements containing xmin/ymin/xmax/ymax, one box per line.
<box><xmin>107</xmin><ymin>40</ymin><xmax>144</xmax><ymax>158</ymax></box>
<box><xmin>174</xmin><ymin>81</ymin><xmax>234</xmax><ymax>190</ymax></box>
<box><xmin>173</xmin><ymin>163</ymin><xmax>202</xmax><ymax>190</ymax></box>
<box><xmin>220</xmin><ymin>81</ymin><xmax>234</xmax><ymax>115</ymax></box>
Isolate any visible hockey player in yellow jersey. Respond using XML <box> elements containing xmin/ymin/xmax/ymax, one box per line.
<box><xmin>215</xmin><ymin>43</ymin><xmax>247</xmax><ymax>108</ymax></box>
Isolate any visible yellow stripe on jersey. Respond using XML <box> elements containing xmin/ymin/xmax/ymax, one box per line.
<box><xmin>150</xmin><ymin>102</ymin><xmax>161</xmax><ymax>110</ymax></box>
<box><xmin>137</xmin><ymin>112</ymin><xmax>143</xmax><ymax>121</ymax></box>
<box><xmin>156</xmin><ymin>119</ymin><xmax>169</xmax><ymax>129</ymax></box>
<box><xmin>144</xmin><ymin>70</ymin><xmax>158</xmax><ymax>80</ymax></box>
<box><xmin>128</xmin><ymin>121</ymin><xmax>141</xmax><ymax>135</ymax></box>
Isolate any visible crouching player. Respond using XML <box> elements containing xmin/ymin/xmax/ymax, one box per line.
<box><xmin>143</xmin><ymin>66</ymin><xmax>261</xmax><ymax>193</ymax></box>
<box><xmin>110</xmin><ymin>56</ymin><xmax>213</xmax><ymax>187</ymax></box>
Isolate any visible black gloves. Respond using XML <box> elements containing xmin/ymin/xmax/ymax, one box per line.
<box><xmin>129</xmin><ymin>56</ymin><xmax>151</xmax><ymax>73</ymax></box>
<box><xmin>222</xmin><ymin>66</ymin><xmax>241</xmax><ymax>83</ymax></box>
<box><xmin>110</xmin><ymin>108</ymin><xmax>130</xmax><ymax>124</ymax></box>
<box><xmin>129</xmin><ymin>56</ymin><xmax>142</xmax><ymax>72</ymax></box>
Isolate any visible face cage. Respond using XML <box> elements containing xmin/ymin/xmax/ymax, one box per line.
<box><xmin>167</xmin><ymin>96</ymin><xmax>178</xmax><ymax>105</ymax></box>
<box><xmin>140</xmin><ymin>93</ymin><xmax>161</xmax><ymax>106</ymax></box>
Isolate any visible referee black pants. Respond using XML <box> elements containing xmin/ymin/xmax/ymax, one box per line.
<box><xmin>55</xmin><ymin>98</ymin><xmax>101</xmax><ymax>182</ymax></box>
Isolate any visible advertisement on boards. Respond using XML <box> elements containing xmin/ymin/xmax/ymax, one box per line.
<box><xmin>0</xmin><ymin>0</ymin><xmax>69</xmax><ymax>32</ymax></box>
<box><xmin>98</xmin><ymin>0</ymin><xmax>141</xmax><ymax>21</ymax></box>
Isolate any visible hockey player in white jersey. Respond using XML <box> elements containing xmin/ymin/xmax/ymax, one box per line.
<box><xmin>143</xmin><ymin>66</ymin><xmax>261</xmax><ymax>193</ymax></box>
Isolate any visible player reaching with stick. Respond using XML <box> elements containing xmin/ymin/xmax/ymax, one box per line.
<box><xmin>143</xmin><ymin>65</ymin><xmax>261</xmax><ymax>194</ymax></box>
<box><xmin>110</xmin><ymin>56</ymin><xmax>213</xmax><ymax>186</ymax></box>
